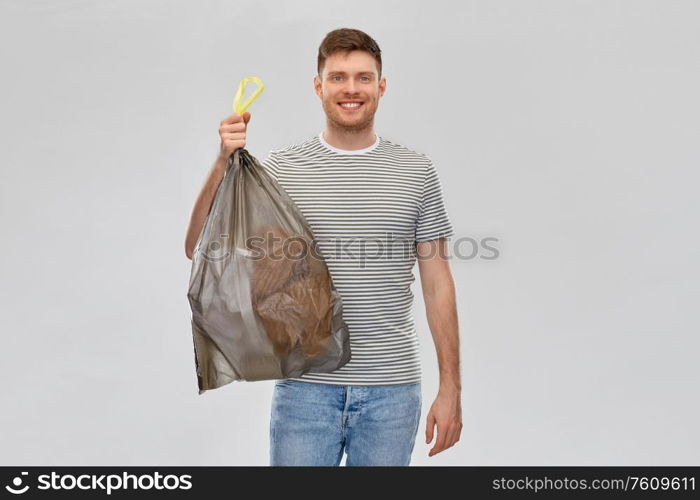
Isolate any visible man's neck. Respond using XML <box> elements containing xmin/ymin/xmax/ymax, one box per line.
<box><xmin>322</xmin><ymin>126</ymin><xmax>377</xmax><ymax>151</ymax></box>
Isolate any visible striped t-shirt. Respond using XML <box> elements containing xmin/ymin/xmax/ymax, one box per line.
<box><xmin>260</xmin><ymin>131</ymin><xmax>454</xmax><ymax>386</ymax></box>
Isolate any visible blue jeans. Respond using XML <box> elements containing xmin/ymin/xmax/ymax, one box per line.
<box><xmin>270</xmin><ymin>380</ymin><xmax>422</xmax><ymax>466</ymax></box>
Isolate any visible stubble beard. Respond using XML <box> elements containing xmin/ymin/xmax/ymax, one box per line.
<box><xmin>323</xmin><ymin>97</ymin><xmax>377</xmax><ymax>134</ymax></box>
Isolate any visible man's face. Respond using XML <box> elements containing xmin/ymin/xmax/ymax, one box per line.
<box><xmin>314</xmin><ymin>50</ymin><xmax>386</xmax><ymax>132</ymax></box>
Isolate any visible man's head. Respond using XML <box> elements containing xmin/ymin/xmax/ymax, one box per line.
<box><xmin>314</xmin><ymin>28</ymin><xmax>386</xmax><ymax>133</ymax></box>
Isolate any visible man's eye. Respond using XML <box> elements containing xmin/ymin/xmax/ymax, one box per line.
<box><xmin>332</xmin><ymin>76</ymin><xmax>342</xmax><ymax>81</ymax></box>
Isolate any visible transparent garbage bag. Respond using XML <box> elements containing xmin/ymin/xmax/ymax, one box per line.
<box><xmin>187</xmin><ymin>145</ymin><xmax>351</xmax><ymax>394</ymax></box>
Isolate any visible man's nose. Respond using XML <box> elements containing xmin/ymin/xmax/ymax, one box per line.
<box><xmin>343</xmin><ymin>79</ymin><xmax>358</xmax><ymax>94</ymax></box>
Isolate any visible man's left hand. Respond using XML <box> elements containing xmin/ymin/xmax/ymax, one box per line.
<box><xmin>425</xmin><ymin>388</ymin><xmax>462</xmax><ymax>457</ymax></box>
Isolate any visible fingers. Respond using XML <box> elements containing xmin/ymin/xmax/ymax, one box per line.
<box><xmin>444</xmin><ymin>425</ymin><xmax>461</xmax><ymax>451</ymax></box>
<box><xmin>220</xmin><ymin>132</ymin><xmax>246</xmax><ymax>153</ymax></box>
<box><xmin>221</xmin><ymin>112</ymin><xmax>251</xmax><ymax>125</ymax></box>
<box><xmin>221</xmin><ymin>112</ymin><xmax>244</xmax><ymax>125</ymax></box>
<box><xmin>428</xmin><ymin>421</ymin><xmax>463</xmax><ymax>457</ymax></box>
<box><xmin>221</xmin><ymin>132</ymin><xmax>245</xmax><ymax>141</ymax></box>
<box><xmin>425</xmin><ymin>412</ymin><xmax>436</xmax><ymax>444</ymax></box>
<box><xmin>428</xmin><ymin>424</ymin><xmax>448</xmax><ymax>456</ymax></box>
<box><xmin>220</xmin><ymin>121</ymin><xmax>247</xmax><ymax>134</ymax></box>
<box><xmin>450</xmin><ymin>424</ymin><xmax>462</xmax><ymax>446</ymax></box>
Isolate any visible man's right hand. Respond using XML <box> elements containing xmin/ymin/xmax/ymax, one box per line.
<box><xmin>218</xmin><ymin>111</ymin><xmax>251</xmax><ymax>160</ymax></box>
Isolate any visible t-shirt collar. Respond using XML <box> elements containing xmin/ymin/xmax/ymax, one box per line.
<box><xmin>318</xmin><ymin>131</ymin><xmax>380</xmax><ymax>155</ymax></box>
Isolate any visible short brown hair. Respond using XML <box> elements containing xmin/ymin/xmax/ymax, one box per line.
<box><xmin>317</xmin><ymin>28</ymin><xmax>382</xmax><ymax>79</ymax></box>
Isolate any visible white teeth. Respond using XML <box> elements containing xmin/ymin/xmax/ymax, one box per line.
<box><xmin>340</xmin><ymin>102</ymin><xmax>361</xmax><ymax>108</ymax></box>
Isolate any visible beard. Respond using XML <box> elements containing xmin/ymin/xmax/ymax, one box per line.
<box><xmin>322</xmin><ymin>97</ymin><xmax>377</xmax><ymax>133</ymax></box>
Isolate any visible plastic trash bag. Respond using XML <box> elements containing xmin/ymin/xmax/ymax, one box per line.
<box><xmin>187</xmin><ymin>127</ymin><xmax>351</xmax><ymax>395</ymax></box>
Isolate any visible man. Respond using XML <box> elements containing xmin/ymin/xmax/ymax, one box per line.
<box><xmin>185</xmin><ymin>28</ymin><xmax>461</xmax><ymax>466</ymax></box>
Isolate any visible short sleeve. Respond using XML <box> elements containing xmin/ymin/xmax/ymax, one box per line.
<box><xmin>260</xmin><ymin>151</ymin><xmax>280</xmax><ymax>181</ymax></box>
<box><xmin>415</xmin><ymin>160</ymin><xmax>454</xmax><ymax>242</ymax></box>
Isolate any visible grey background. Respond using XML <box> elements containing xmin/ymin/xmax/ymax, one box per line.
<box><xmin>1</xmin><ymin>0</ymin><xmax>698</xmax><ymax>466</ymax></box>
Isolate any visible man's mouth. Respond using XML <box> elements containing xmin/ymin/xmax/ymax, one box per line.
<box><xmin>338</xmin><ymin>101</ymin><xmax>364</xmax><ymax>111</ymax></box>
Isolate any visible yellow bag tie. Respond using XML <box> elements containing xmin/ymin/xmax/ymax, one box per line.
<box><xmin>232</xmin><ymin>76</ymin><xmax>264</xmax><ymax>115</ymax></box>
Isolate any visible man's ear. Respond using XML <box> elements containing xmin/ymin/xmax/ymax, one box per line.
<box><xmin>313</xmin><ymin>75</ymin><xmax>322</xmax><ymax>97</ymax></box>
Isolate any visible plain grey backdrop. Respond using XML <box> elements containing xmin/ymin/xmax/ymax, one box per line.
<box><xmin>1</xmin><ymin>0</ymin><xmax>698</xmax><ymax>466</ymax></box>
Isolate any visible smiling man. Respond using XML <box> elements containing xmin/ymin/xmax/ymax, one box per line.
<box><xmin>186</xmin><ymin>27</ymin><xmax>461</xmax><ymax>466</ymax></box>
<box><xmin>261</xmin><ymin>28</ymin><xmax>463</xmax><ymax>466</ymax></box>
